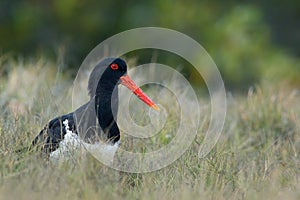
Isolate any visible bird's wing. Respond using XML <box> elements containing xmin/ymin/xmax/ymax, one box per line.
<box><xmin>30</xmin><ymin>113</ymin><xmax>76</xmax><ymax>155</ymax></box>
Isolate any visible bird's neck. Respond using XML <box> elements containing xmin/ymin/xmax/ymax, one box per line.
<box><xmin>95</xmin><ymin>82</ymin><xmax>119</xmax><ymax>131</ymax></box>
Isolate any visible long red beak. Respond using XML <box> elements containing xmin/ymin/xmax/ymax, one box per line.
<box><xmin>120</xmin><ymin>74</ymin><xmax>159</xmax><ymax>111</ymax></box>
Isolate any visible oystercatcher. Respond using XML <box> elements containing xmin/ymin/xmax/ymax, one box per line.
<box><xmin>31</xmin><ymin>58</ymin><xmax>159</xmax><ymax>162</ymax></box>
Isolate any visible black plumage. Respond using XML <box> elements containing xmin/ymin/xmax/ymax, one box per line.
<box><xmin>30</xmin><ymin>58</ymin><xmax>135</xmax><ymax>157</ymax></box>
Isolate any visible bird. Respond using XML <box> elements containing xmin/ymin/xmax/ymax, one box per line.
<box><xmin>30</xmin><ymin>57</ymin><xmax>159</xmax><ymax>163</ymax></box>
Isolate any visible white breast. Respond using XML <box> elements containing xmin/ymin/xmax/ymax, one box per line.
<box><xmin>49</xmin><ymin>119</ymin><xmax>119</xmax><ymax>165</ymax></box>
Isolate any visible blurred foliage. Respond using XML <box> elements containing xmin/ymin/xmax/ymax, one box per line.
<box><xmin>0</xmin><ymin>0</ymin><xmax>299</xmax><ymax>90</ymax></box>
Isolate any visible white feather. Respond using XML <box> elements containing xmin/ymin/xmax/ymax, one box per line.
<box><xmin>50</xmin><ymin>119</ymin><xmax>119</xmax><ymax>165</ymax></box>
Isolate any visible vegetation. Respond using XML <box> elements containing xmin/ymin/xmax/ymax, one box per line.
<box><xmin>1</xmin><ymin>1</ymin><xmax>300</xmax><ymax>90</ymax></box>
<box><xmin>0</xmin><ymin>1</ymin><xmax>299</xmax><ymax>199</ymax></box>
<box><xmin>0</xmin><ymin>59</ymin><xmax>299</xmax><ymax>199</ymax></box>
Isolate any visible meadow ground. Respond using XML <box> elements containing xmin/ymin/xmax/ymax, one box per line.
<box><xmin>0</xmin><ymin>58</ymin><xmax>299</xmax><ymax>200</ymax></box>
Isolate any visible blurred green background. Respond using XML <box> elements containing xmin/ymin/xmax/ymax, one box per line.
<box><xmin>0</xmin><ymin>0</ymin><xmax>299</xmax><ymax>90</ymax></box>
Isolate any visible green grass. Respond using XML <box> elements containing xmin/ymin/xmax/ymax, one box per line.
<box><xmin>0</xmin><ymin>58</ymin><xmax>299</xmax><ymax>200</ymax></box>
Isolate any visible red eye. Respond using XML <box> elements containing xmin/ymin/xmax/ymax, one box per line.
<box><xmin>110</xmin><ymin>63</ymin><xmax>119</xmax><ymax>70</ymax></box>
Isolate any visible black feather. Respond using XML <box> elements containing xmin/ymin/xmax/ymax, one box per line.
<box><xmin>31</xmin><ymin>58</ymin><xmax>127</xmax><ymax>157</ymax></box>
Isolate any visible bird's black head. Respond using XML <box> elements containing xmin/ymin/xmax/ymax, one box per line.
<box><xmin>90</xmin><ymin>57</ymin><xmax>159</xmax><ymax>110</ymax></box>
<box><xmin>108</xmin><ymin>58</ymin><xmax>127</xmax><ymax>76</ymax></box>
<box><xmin>88</xmin><ymin>58</ymin><xmax>128</xmax><ymax>97</ymax></box>
<box><xmin>101</xmin><ymin>58</ymin><xmax>128</xmax><ymax>86</ymax></box>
